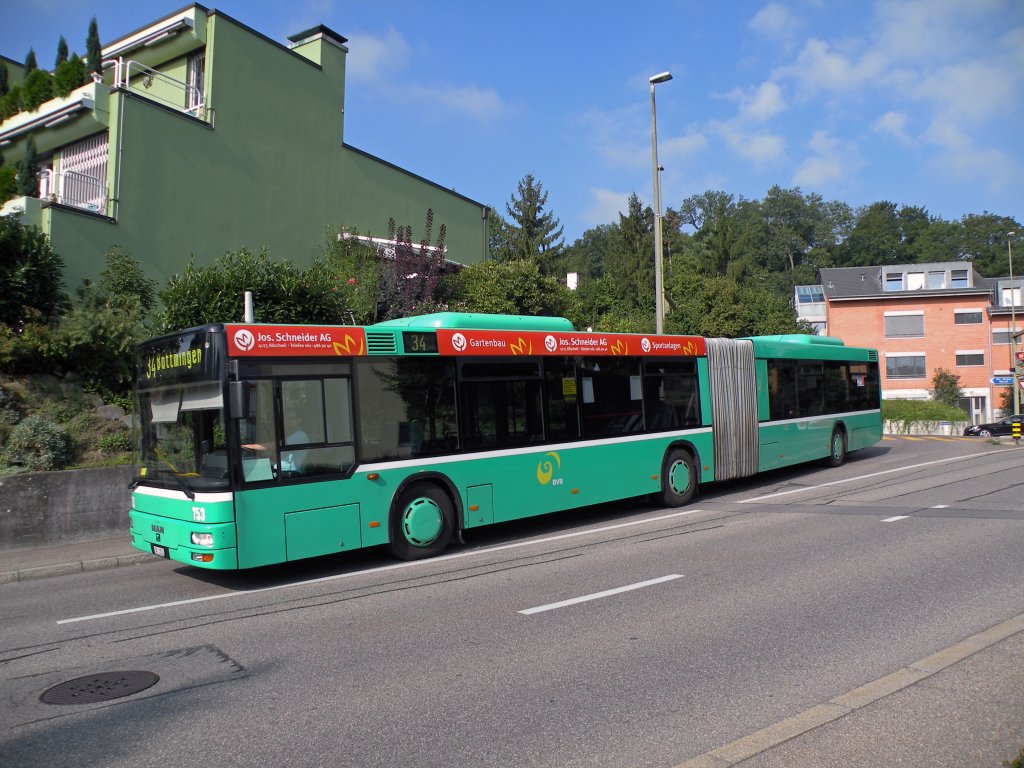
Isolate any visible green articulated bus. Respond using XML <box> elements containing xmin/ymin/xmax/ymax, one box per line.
<box><xmin>130</xmin><ymin>312</ymin><xmax>881</xmax><ymax>570</ymax></box>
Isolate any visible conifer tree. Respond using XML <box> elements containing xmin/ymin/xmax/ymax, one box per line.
<box><xmin>24</xmin><ymin>49</ymin><xmax>38</xmax><ymax>72</ymax></box>
<box><xmin>0</xmin><ymin>64</ymin><xmax>8</xmax><ymax>96</ymax></box>
<box><xmin>87</xmin><ymin>17</ymin><xmax>102</xmax><ymax>76</ymax></box>
<box><xmin>15</xmin><ymin>136</ymin><xmax>39</xmax><ymax>197</ymax></box>
<box><xmin>56</xmin><ymin>36</ymin><xmax>69</xmax><ymax>68</ymax></box>
<box><xmin>499</xmin><ymin>173</ymin><xmax>565</xmax><ymax>276</ymax></box>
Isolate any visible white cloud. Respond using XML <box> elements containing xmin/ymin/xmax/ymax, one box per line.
<box><xmin>581</xmin><ymin>188</ymin><xmax>630</xmax><ymax>227</ymax></box>
<box><xmin>923</xmin><ymin>119</ymin><xmax>1015</xmax><ymax>192</ymax></box>
<box><xmin>714</xmin><ymin>120</ymin><xmax>786</xmax><ymax>167</ymax></box>
<box><xmin>874</xmin><ymin>111</ymin><xmax>911</xmax><ymax>143</ymax></box>
<box><xmin>749</xmin><ymin>3</ymin><xmax>798</xmax><ymax>38</ymax></box>
<box><xmin>734</xmin><ymin>81</ymin><xmax>786</xmax><ymax>122</ymax></box>
<box><xmin>916</xmin><ymin>60</ymin><xmax>1016</xmax><ymax>125</ymax></box>
<box><xmin>792</xmin><ymin>131</ymin><xmax>854</xmax><ymax>187</ymax></box>
<box><xmin>577</xmin><ymin>107</ymin><xmax>707</xmax><ymax>169</ymax></box>
<box><xmin>406</xmin><ymin>83</ymin><xmax>507</xmax><ymax>121</ymax></box>
<box><xmin>344</xmin><ymin>27</ymin><xmax>411</xmax><ymax>83</ymax></box>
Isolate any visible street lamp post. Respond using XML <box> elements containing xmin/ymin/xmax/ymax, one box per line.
<box><xmin>1009</xmin><ymin>231</ymin><xmax>1020</xmax><ymax>416</ymax></box>
<box><xmin>649</xmin><ymin>71</ymin><xmax>672</xmax><ymax>334</ymax></box>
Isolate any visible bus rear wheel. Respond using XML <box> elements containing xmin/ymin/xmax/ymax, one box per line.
<box><xmin>388</xmin><ymin>482</ymin><xmax>455</xmax><ymax>561</ymax></box>
<box><xmin>660</xmin><ymin>449</ymin><xmax>696</xmax><ymax>507</ymax></box>
<box><xmin>826</xmin><ymin>427</ymin><xmax>847</xmax><ymax>467</ymax></box>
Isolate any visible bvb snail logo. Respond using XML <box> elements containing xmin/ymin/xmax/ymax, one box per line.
<box><xmin>536</xmin><ymin>452</ymin><xmax>561</xmax><ymax>485</ymax></box>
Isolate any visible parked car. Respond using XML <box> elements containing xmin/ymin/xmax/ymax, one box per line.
<box><xmin>963</xmin><ymin>415</ymin><xmax>1022</xmax><ymax>437</ymax></box>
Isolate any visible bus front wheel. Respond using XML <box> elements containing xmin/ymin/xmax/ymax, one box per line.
<box><xmin>388</xmin><ymin>482</ymin><xmax>455</xmax><ymax>561</ymax></box>
<box><xmin>826</xmin><ymin>427</ymin><xmax>847</xmax><ymax>467</ymax></box>
<box><xmin>660</xmin><ymin>449</ymin><xmax>696</xmax><ymax>507</ymax></box>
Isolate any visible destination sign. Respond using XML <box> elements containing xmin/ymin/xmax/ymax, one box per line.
<box><xmin>436</xmin><ymin>329</ymin><xmax>706</xmax><ymax>357</ymax></box>
<box><xmin>225</xmin><ymin>324</ymin><xmax>366</xmax><ymax>357</ymax></box>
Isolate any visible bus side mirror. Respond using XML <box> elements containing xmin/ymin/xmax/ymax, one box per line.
<box><xmin>229</xmin><ymin>381</ymin><xmax>250</xmax><ymax>419</ymax></box>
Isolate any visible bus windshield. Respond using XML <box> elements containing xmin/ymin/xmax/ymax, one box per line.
<box><xmin>137</xmin><ymin>380</ymin><xmax>230</xmax><ymax>493</ymax></box>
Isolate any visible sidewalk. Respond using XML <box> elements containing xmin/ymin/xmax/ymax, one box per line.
<box><xmin>0</xmin><ymin>535</ymin><xmax>156</xmax><ymax>584</ymax></box>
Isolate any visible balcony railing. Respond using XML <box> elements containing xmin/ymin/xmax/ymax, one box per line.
<box><xmin>104</xmin><ymin>58</ymin><xmax>205</xmax><ymax>119</ymax></box>
<box><xmin>39</xmin><ymin>169</ymin><xmax>108</xmax><ymax>214</ymax></box>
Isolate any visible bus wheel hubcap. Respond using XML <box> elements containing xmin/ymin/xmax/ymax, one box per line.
<box><xmin>833</xmin><ymin>436</ymin><xmax>843</xmax><ymax>458</ymax></box>
<box><xmin>668</xmin><ymin>461</ymin><xmax>690</xmax><ymax>495</ymax></box>
<box><xmin>402</xmin><ymin>498</ymin><xmax>443</xmax><ymax>546</ymax></box>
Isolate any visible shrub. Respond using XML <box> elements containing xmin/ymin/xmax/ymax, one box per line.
<box><xmin>882</xmin><ymin>399</ymin><xmax>968</xmax><ymax>434</ymax></box>
<box><xmin>3</xmin><ymin>415</ymin><xmax>71</xmax><ymax>470</ymax></box>
<box><xmin>99</xmin><ymin>432</ymin><xmax>133</xmax><ymax>452</ymax></box>
<box><xmin>0</xmin><ymin>387</ymin><xmax>22</xmax><ymax>425</ymax></box>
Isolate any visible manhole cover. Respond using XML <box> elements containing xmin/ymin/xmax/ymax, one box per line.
<box><xmin>40</xmin><ymin>671</ymin><xmax>159</xmax><ymax>705</ymax></box>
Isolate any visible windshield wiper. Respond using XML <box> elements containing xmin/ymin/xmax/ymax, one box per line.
<box><xmin>153</xmin><ymin>449</ymin><xmax>197</xmax><ymax>500</ymax></box>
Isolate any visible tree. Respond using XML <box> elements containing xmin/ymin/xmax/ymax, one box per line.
<box><xmin>99</xmin><ymin>247</ymin><xmax>158</xmax><ymax>314</ymax></box>
<box><xmin>499</xmin><ymin>173</ymin><xmax>565</xmax><ymax>275</ymax></box>
<box><xmin>958</xmin><ymin>213</ymin><xmax>1020</xmax><ymax>276</ymax></box>
<box><xmin>0</xmin><ymin>154</ymin><xmax>16</xmax><ymax>203</ymax></box>
<box><xmin>155</xmin><ymin>248</ymin><xmax>349</xmax><ymax>332</ymax></box>
<box><xmin>930</xmin><ymin>368</ymin><xmax>964</xmax><ymax>409</ymax></box>
<box><xmin>313</xmin><ymin>227</ymin><xmax>382</xmax><ymax>324</ymax></box>
<box><xmin>452</xmin><ymin>259</ymin><xmax>572</xmax><ymax>318</ymax></box>
<box><xmin>378</xmin><ymin>210</ymin><xmax>448</xmax><ymax>320</ymax></box>
<box><xmin>20</xmin><ymin>69</ymin><xmax>54</xmax><ymax>111</ymax></box>
<box><xmin>665</xmin><ymin>273</ymin><xmax>804</xmax><ymax>337</ymax></box>
<box><xmin>24</xmin><ymin>49</ymin><xmax>37</xmax><ymax>72</ymax></box>
<box><xmin>86</xmin><ymin>17</ymin><xmax>102</xmax><ymax>77</ymax></box>
<box><xmin>56</xmin><ymin>36</ymin><xmax>69</xmax><ymax>68</ymax></box>
<box><xmin>15</xmin><ymin>135</ymin><xmax>39</xmax><ymax>196</ymax></box>
<box><xmin>678</xmin><ymin>190</ymin><xmax>741</xmax><ymax>277</ymax></box>
<box><xmin>0</xmin><ymin>217</ymin><xmax>66</xmax><ymax>329</ymax></box>
<box><xmin>54</xmin><ymin>54</ymin><xmax>87</xmax><ymax>98</ymax></box>
<box><xmin>605</xmin><ymin>192</ymin><xmax>654</xmax><ymax>316</ymax></box>
<box><xmin>0</xmin><ymin>62</ymin><xmax>8</xmax><ymax>96</ymax></box>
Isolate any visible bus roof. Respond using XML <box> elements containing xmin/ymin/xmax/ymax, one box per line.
<box><xmin>369</xmin><ymin>313</ymin><xmax>575</xmax><ymax>332</ymax></box>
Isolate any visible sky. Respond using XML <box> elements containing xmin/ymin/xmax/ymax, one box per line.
<box><xmin>7</xmin><ymin>0</ymin><xmax>1024</xmax><ymax>243</ymax></box>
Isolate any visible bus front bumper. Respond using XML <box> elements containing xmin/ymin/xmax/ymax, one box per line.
<box><xmin>130</xmin><ymin>509</ymin><xmax>238</xmax><ymax>570</ymax></box>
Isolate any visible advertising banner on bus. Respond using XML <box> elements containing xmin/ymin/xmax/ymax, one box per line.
<box><xmin>225</xmin><ymin>325</ymin><xmax>366</xmax><ymax>357</ymax></box>
<box><xmin>436</xmin><ymin>329</ymin><xmax>706</xmax><ymax>357</ymax></box>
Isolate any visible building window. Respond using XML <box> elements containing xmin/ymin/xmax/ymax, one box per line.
<box><xmin>886</xmin><ymin>355</ymin><xmax>926</xmax><ymax>379</ymax></box>
<box><xmin>955</xmin><ymin>352</ymin><xmax>984</xmax><ymax>367</ymax></box>
<box><xmin>993</xmin><ymin>330</ymin><xmax>1013</xmax><ymax>345</ymax></box>
<box><xmin>951</xmin><ymin>269</ymin><xmax>969</xmax><ymax>288</ymax></box>
<box><xmin>187</xmin><ymin>52</ymin><xmax>205</xmax><ymax>113</ymax></box>
<box><xmin>884</xmin><ymin>273</ymin><xmax>904</xmax><ymax>291</ymax></box>
<box><xmin>1001</xmin><ymin>285</ymin><xmax>1022</xmax><ymax>307</ymax></box>
<box><xmin>927</xmin><ymin>271</ymin><xmax>946</xmax><ymax>289</ymax></box>
<box><xmin>907</xmin><ymin>272</ymin><xmax>925</xmax><ymax>290</ymax></box>
<box><xmin>954</xmin><ymin>310</ymin><xmax>983</xmax><ymax>325</ymax></box>
<box><xmin>884</xmin><ymin>312</ymin><xmax>924</xmax><ymax>338</ymax></box>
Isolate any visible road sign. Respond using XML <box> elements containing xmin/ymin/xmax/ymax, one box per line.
<box><xmin>992</xmin><ymin>376</ymin><xmax>1014</xmax><ymax>385</ymax></box>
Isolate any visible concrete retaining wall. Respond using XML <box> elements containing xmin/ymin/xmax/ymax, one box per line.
<box><xmin>0</xmin><ymin>466</ymin><xmax>134</xmax><ymax>550</ymax></box>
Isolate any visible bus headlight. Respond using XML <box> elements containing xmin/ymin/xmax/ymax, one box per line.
<box><xmin>191</xmin><ymin>532</ymin><xmax>214</xmax><ymax>547</ymax></box>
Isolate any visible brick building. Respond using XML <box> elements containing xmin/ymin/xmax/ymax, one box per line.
<box><xmin>796</xmin><ymin>262</ymin><xmax>1023</xmax><ymax>423</ymax></box>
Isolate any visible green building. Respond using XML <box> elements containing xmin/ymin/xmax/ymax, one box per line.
<box><xmin>0</xmin><ymin>5</ymin><xmax>489</xmax><ymax>288</ymax></box>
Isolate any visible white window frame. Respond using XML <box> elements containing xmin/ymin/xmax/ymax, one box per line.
<box><xmin>884</xmin><ymin>310</ymin><xmax>925</xmax><ymax>339</ymax></box>
<box><xmin>885</xmin><ymin>352</ymin><xmax>927</xmax><ymax>379</ymax></box>
<box><xmin>955</xmin><ymin>350</ymin><xmax>985</xmax><ymax>367</ymax></box>
<box><xmin>954</xmin><ymin>308</ymin><xmax>984</xmax><ymax>325</ymax></box>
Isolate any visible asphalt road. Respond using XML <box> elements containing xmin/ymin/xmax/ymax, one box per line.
<box><xmin>2</xmin><ymin>437</ymin><xmax>1023</xmax><ymax>767</ymax></box>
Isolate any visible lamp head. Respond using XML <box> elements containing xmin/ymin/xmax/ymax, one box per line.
<box><xmin>650</xmin><ymin>72</ymin><xmax>673</xmax><ymax>84</ymax></box>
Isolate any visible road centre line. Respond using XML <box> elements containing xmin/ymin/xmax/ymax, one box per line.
<box><xmin>882</xmin><ymin>516</ymin><xmax>910</xmax><ymax>523</ymax></box>
<box><xmin>739</xmin><ymin>450</ymin><xmax>995</xmax><ymax>504</ymax></box>
<box><xmin>58</xmin><ymin>509</ymin><xmax>706</xmax><ymax>625</ymax></box>
<box><xmin>519</xmin><ymin>574</ymin><xmax>683</xmax><ymax>615</ymax></box>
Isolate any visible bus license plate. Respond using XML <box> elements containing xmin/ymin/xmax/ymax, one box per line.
<box><xmin>151</xmin><ymin>544</ymin><xmax>169</xmax><ymax>558</ymax></box>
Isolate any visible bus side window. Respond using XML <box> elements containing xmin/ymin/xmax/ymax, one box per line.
<box><xmin>240</xmin><ymin>379</ymin><xmax>276</xmax><ymax>481</ymax></box>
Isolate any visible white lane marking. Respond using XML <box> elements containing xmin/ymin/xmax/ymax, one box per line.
<box><xmin>882</xmin><ymin>516</ymin><xmax>910</xmax><ymax>523</ymax></box>
<box><xmin>58</xmin><ymin>509</ymin><xmax>706</xmax><ymax>625</ymax></box>
<box><xmin>518</xmin><ymin>574</ymin><xmax>684</xmax><ymax>616</ymax></box>
<box><xmin>932</xmin><ymin>505</ymin><xmax>948</xmax><ymax>509</ymax></box>
<box><xmin>739</xmin><ymin>450</ymin><xmax>995</xmax><ymax>504</ymax></box>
